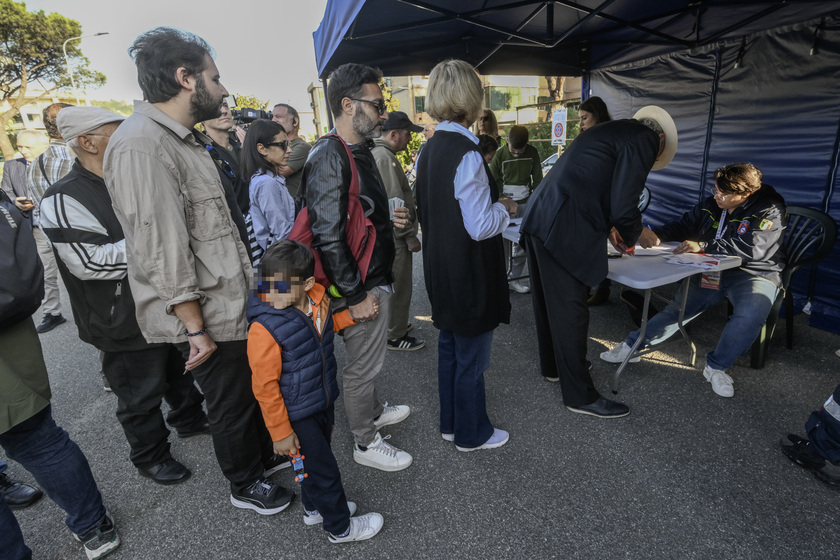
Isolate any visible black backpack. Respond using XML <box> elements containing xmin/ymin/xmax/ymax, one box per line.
<box><xmin>0</xmin><ymin>190</ymin><xmax>44</xmax><ymax>330</ymax></box>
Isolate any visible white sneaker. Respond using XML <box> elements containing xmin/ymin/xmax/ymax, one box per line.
<box><xmin>303</xmin><ymin>501</ymin><xmax>357</xmax><ymax>525</ymax></box>
<box><xmin>456</xmin><ymin>428</ymin><xmax>510</xmax><ymax>452</ymax></box>
<box><xmin>509</xmin><ymin>280</ymin><xmax>530</xmax><ymax>294</ymax></box>
<box><xmin>353</xmin><ymin>433</ymin><xmax>413</xmax><ymax>471</ymax></box>
<box><xmin>373</xmin><ymin>402</ymin><xmax>410</xmax><ymax>430</ymax></box>
<box><xmin>703</xmin><ymin>365</ymin><xmax>734</xmax><ymax>397</ymax></box>
<box><xmin>441</xmin><ymin>433</ymin><xmax>454</xmax><ymax>442</ymax></box>
<box><xmin>600</xmin><ymin>342</ymin><xmax>641</xmax><ymax>364</ymax></box>
<box><xmin>328</xmin><ymin>512</ymin><xmax>384</xmax><ymax>543</ymax></box>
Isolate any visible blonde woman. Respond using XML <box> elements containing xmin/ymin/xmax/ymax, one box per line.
<box><xmin>415</xmin><ymin>59</ymin><xmax>517</xmax><ymax>452</ymax></box>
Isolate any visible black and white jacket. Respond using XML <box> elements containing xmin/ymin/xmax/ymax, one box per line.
<box><xmin>40</xmin><ymin>162</ymin><xmax>149</xmax><ymax>351</ymax></box>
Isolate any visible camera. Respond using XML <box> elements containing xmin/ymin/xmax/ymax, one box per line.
<box><xmin>230</xmin><ymin>107</ymin><xmax>271</xmax><ymax>125</ymax></box>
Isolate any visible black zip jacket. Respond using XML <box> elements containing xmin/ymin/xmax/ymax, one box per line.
<box><xmin>654</xmin><ymin>183</ymin><xmax>787</xmax><ymax>285</ymax></box>
<box><xmin>299</xmin><ymin>132</ymin><xmax>395</xmax><ymax>306</ymax></box>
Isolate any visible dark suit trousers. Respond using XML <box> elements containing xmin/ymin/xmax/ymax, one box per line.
<box><xmin>522</xmin><ymin>233</ymin><xmax>600</xmax><ymax>407</ymax></box>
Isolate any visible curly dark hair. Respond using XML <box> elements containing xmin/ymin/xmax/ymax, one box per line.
<box><xmin>129</xmin><ymin>27</ymin><xmax>214</xmax><ymax>103</ymax></box>
<box><xmin>714</xmin><ymin>163</ymin><xmax>763</xmax><ymax>195</ymax></box>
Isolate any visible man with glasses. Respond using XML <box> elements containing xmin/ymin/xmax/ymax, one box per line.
<box><xmin>271</xmin><ymin>103</ymin><xmax>311</xmax><ymax>199</ymax></box>
<box><xmin>601</xmin><ymin>163</ymin><xmax>786</xmax><ymax>398</ymax></box>
<box><xmin>489</xmin><ymin>124</ymin><xmax>543</xmax><ymax>294</ymax></box>
<box><xmin>41</xmin><ymin>106</ymin><xmax>211</xmax><ymax>485</ymax></box>
<box><xmin>298</xmin><ymin>63</ymin><xmax>413</xmax><ymax>472</ymax></box>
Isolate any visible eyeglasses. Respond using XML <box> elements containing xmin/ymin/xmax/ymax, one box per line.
<box><xmin>349</xmin><ymin>97</ymin><xmax>387</xmax><ymax>115</ymax></box>
<box><xmin>257</xmin><ymin>279</ymin><xmax>292</xmax><ymax>294</ymax></box>
<box><xmin>265</xmin><ymin>140</ymin><xmax>290</xmax><ymax>151</ymax></box>
<box><xmin>710</xmin><ymin>185</ymin><xmax>733</xmax><ymax>202</ymax></box>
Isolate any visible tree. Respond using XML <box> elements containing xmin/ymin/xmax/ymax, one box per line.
<box><xmin>232</xmin><ymin>94</ymin><xmax>269</xmax><ymax>111</ymax></box>
<box><xmin>0</xmin><ymin>0</ymin><xmax>106</xmax><ymax>159</ymax></box>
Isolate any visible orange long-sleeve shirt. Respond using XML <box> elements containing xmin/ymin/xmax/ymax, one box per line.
<box><xmin>247</xmin><ymin>282</ymin><xmax>354</xmax><ymax>442</ymax></box>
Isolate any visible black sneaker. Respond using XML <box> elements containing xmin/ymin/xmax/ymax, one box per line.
<box><xmin>36</xmin><ymin>313</ymin><xmax>66</xmax><ymax>333</ymax></box>
<box><xmin>230</xmin><ymin>478</ymin><xmax>294</xmax><ymax>515</ymax></box>
<box><xmin>263</xmin><ymin>454</ymin><xmax>292</xmax><ymax>476</ymax></box>
<box><xmin>780</xmin><ymin>434</ymin><xmax>840</xmax><ymax>486</ymax></box>
<box><xmin>387</xmin><ymin>334</ymin><xmax>425</xmax><ymax>351</ymax></box>
<box><xmin>0</xmin><ymin>472</ymin><xmax>43</xmax><ymax>509</ymax></box>
<box><xmin>74</xmin><ymin>511</ymin><xmax>120</xmax><ymax>560</ymax></box>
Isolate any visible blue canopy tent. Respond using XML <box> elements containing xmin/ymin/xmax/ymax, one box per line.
<box><xmin>313</xmin><ymin>1</ymin><xmax>840</xmax><ymax>334</ymax></box>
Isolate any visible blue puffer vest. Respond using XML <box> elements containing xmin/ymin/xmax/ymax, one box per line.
<box><xmin>247</xmin><ymin>296</ymin><xmax>339</xmax><ymax>422</ymax></box>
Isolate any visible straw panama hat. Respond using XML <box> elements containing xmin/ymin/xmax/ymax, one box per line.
<box><xmin>633</xmin><ymin>105</ymin><xmax>677</xmax><ymax>171</ymax></box>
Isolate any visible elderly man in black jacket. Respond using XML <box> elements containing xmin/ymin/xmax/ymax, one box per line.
<box><xmin>521</xmin><ymin>106</ymin><xmax>677</xmax><ymax>418</ymax></box>
<box><xmin>601</xmin><ymin>163</ymin><xmax>786</xmax><ymax>399</ymax></box>
<box><xmin>299</xmin><ymin>63</ymin><xmax>413</xmax><ymax>472</ymax></box>
<box><xmin>40</xmin><ymin>106</ymin><xmax>209</xmax><ymax>485</ymax></box>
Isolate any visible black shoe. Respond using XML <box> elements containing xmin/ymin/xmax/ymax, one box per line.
<box><xmin>74</xmin><ymin>511</ymin><xmax>120</xmax><ymax>560</ymax></box>
<box><xmin>138</xmin><ymin>458</ymin><xmax>191</xmax><ymax>485</ymax></box>
<box><xmin>387</xmin><ymin>334</ymin><xmax>425</xmax><ymax>351</ymax></box>
<box><xmin>780</xmin><ymin>434</ymin><xmax>840</xmax><ymax>486</ymax></box>
<box><xmin>0</xmin><ymin>473</ymin><xmax>43</xmax><ymax>509</ymax></box>
<box><xmin>587</xmin><ymin>285</ymin><xmax>610</xmax><ymax>306</ymax></box>
<box><xmin>176</xmin><ymin>419</ymin><xmax>211</xmax><ymax>438</ymax></box>
<box><xmin>36</xmin><ymin>313</ymin><xmax>66</xmax><ymax>333</ymax></box>
<box><xmin>263</xmin><ymin>454</ymin><xmax>292</xmax><ymax>476</ymax></box>
<box><xmin>230</xmin><ymin>478</ymin><xmax>295</xmax><ymax>515</ymax></box>
<box><xmin>566</xmin><ymin>396</ymin><xmax>630</xmax><ymax>418</ymax></box>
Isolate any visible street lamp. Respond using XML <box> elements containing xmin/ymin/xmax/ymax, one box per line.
<box><xmin>62</xmin><ymin>32</ymin><xmax>109</xmax><ymax>92</ymax></box>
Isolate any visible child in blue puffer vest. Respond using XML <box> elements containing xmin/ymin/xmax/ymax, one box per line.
<box><xmin>247</xmin><ymin>239</ymin><xmax>384</xmax><ymax>543</ymax></box>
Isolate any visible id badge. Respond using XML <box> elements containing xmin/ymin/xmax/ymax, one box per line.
<box><xmin>700</xmin><ymin>270</ymin><xmax>721</xmax><ymax>290</ymax></box>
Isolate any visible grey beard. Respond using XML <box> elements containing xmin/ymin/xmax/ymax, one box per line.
<box><xmin>352</xmin><ymin>111</ymin><xmax>381</xmax><ymax>140</ymax></box>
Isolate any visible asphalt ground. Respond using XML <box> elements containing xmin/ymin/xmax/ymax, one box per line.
<box><xmin>5</xmin><ymin>254</ymin><xmax>840</xmax><ymax>560</ymax></box>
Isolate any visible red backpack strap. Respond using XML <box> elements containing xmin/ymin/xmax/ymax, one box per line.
<box><xmin>323</xmin><ymin>134</ymin><xmax>360</xmax><ymax>197</ymax></box>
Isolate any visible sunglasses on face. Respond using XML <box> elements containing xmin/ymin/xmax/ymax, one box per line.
<box><xmin>265</xmin><ymin>140</ymin><xmax>290</xmax><ymax>151</ymax></box>
<box><xmin>257</xmin><ymin>279</ymin><xmax>292</xmax><ymax>293</ymax></box>
<box><xmin>349</xmin><ymin>97</ymin><xmax>387</xmax><ymax>115</ymax></box>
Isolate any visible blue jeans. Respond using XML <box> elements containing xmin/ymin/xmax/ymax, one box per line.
<box><xmin>626</xmin><ymin>270</ymin><xmax>779</xmax><ymax>371</ymax></box>
<box><xmin>0</xmin><ymin>406</ymin><xmax>107</xmax><ymax>558</ymax></box>
<box><xmin>438</xmin><ymin>330</ymin><xmax>495</xmax><ymax>449</ymax></box>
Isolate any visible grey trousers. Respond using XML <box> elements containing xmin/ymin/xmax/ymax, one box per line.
<box><xmin>341</xmin><ymin>286</ymin><xmax>389</xmax><ymax>447</ymax></box>
<box><xmin>32</xmin><ymin>226</ymin><xmax>61</xmax><ymax>316</ymax></box>
<box><xmin>388</xmin><ymin>242</ymin><xmax>413</xmax><ymax>340</ymax></box>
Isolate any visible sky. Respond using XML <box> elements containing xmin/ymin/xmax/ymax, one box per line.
<box><xmin>26</xmin><ymin>0</ymin><xmax>330</xmax><ymax>111</ymax></box>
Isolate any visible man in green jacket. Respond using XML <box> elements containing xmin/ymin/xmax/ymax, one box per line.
<box><xmin>0</xmin><ymin>190</ymin><xmax>120</xmax><ymax>560</ymax></box>
<box><xmin>489</xmin><ymin>125</ymin><xmax>543</xmax><ymax>294</ymax></box>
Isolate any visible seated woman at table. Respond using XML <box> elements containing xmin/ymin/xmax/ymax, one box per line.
<box><xmin>415</xmin><ymin>59</ymin><xmax>517</xmax><ymax>451</ymax></box>
<box><xmin>601</xmin><ymin>163</ymin><xmax>786</xmax><ymax>398</ymax></box>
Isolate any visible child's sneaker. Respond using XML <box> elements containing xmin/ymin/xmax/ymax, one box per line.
<box><xmin>599</xmin><ymin>342</ymin><xmax>641</xmax><ymax>364</ymax></box>
<box><xmin>303</xmin><ymin>501</ymin><xmax>357</xmax><ymax>525</ymax></box>
<box><xmin>230</xmin><ymin>478</ymin><xmax>294</xmax><ymax>515</ymax></box>
<box><xmin>73</xmin><ymin>511</ymin><xmax>120</xmax><ymax>560</ymax></box>
<box><xmin>373</xmin><ymin>402</ymin><xmax>410</xmax><ymax>429</ymax></box>
<box><xmin>328</xmin><ymin>512</ymin><xmax>384</xmax><ymax>543</ymax></box>
<box><xmin>353</xmin><ymin>433</ymin><xmax>413</xmax><ymax>471</ymax></box>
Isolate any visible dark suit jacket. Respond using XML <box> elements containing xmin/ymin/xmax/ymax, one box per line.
<box><xmin>521</xmin><ymin>119</ymin><xmax>660</xmax><ymax>286</ymax></box>
<box><xmin>1</xmin><ymin>158</ymin><xmax>29</xmax><ymax>200</ymax></box>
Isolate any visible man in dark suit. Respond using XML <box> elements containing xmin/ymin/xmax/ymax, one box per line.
<box><xmin>520</xmin><ymin>105</ymin><xmax>677</xmax><ymax>418</ymax></box>
<box><xmin>1</xmin><ymin>130</ymin><xmax>49</xmax><ymax>204</ymax></box>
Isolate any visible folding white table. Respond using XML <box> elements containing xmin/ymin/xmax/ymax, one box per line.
<box><xmin>606</xmin><ymin>245</ymin><xmax>741</xmax><ymax>392</ymax></box>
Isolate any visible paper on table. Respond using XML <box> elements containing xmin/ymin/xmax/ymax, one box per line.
<box><xmin>664</xmin><ymin>253</ymin><xmax>726</xmax><ymax>269</ymax></box>
<box><xmin>631</xmin><ymin>241</ymin><xmax>680</xmax><ymax>256</ymax></box>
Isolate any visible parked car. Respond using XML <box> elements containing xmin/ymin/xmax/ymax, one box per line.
<box><xmin>541</xmin><ymin>153</ymin><xmax>558</xmax><ymax>176</ymax></box>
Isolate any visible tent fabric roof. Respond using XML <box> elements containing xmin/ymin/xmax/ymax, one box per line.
<box><xmin>314</xmin><ymin>0</ymin><xmax>840</xmax><ymax>78</ymax></box>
